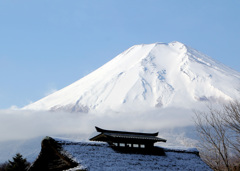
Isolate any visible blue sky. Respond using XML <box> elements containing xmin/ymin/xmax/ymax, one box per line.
<box><xmin>0</xmin><ymin>0</ymin><xmax>239</xmax><ymax>109</ymax></box>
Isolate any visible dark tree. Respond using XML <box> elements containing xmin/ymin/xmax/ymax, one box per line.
<box><xmin>0</xmin><ymin>162</ymin><xmax>8</xmax><ymax>171</ymax></box>
<box><xmin>6</xmin><ymin>153</ymin><xmax>30</xmax><ymax>171</ymax></box>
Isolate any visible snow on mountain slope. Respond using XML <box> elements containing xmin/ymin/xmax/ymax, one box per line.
<box><xmin>23</xmin><ymin>41</ymin><xmax>240</xmax><ymax>113</ymax></box>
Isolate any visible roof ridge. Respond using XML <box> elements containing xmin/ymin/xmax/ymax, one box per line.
<box><xmin>95</xmin><ymin>126</ymin><xmax>159</xmax><ymax>136</ymax></box>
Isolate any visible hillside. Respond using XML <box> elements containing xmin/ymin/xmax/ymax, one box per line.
<box><xmin>23</xmin><ymin>41</ymin><xmax>240</xmax><ymax>113</ymax></box>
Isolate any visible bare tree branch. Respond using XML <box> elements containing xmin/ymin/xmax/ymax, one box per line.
<box><xmin>194</xmin><ymin>101</ymin><xmax>240</xmax><ymax>171</ymax></box>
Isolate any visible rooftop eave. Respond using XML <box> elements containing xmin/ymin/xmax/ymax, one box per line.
<box><xmin>90</xmin><ymin>132</ymin><xmax>167</xmax><ymax>143</ymax></box>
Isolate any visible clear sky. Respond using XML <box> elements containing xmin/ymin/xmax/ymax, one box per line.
<box><xmin>0</xmin><ymin>0</ymin><xmax>239</xmax><ymax>109</ymax></box>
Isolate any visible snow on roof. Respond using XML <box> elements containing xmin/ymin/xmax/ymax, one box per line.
<box><xmin>55</xmin><ymin>138</ymin><xmax>211</xmax><ymax>171</ymax></box>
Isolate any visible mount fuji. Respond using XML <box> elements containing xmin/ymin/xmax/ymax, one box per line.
<box><xmin>23</xmin><ymin>41</ymin><xmax>240</xmax><ymax>113</ymax></box>
<box><xmin>4</xmin><ymin>41</ymin><xmax>239</xmax><ymax>164</ymax></box>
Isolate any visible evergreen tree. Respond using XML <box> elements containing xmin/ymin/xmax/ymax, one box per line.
<box><xmin>6</xmin><ymin>153</ymin><xmax>30</xmax><ymax>171</ymax></box>
<box><xmin>0</xmin><ymin>162</ymin><xmax>8</xmax><ymax>171</ymax></box>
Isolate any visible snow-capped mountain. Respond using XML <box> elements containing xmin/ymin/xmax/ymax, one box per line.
<box><xmin>23</xmin><ymin>41</ymin><xmax>240</xmax><ymax>113</ymax></box>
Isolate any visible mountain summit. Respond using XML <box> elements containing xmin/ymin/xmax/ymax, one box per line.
<box><xmin>23</xmin><ymin>41</ymin><xmax>240</xmax><ymax>113</ymax></box>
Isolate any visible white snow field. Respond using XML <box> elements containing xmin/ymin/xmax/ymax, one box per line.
<box><xmin>23</xmin><ymin>41</ymin><xmax>240</xmax><ymax>113</ymax></box>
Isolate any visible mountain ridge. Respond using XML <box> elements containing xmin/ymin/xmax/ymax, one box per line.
<box><xmin>23</xmin><ymin>41</ymin><xmax>240</xmax><ymax>113</ymax></box>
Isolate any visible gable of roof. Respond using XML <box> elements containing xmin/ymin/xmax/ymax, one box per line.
<box><xmin>27</xmin><ymin>137</ymin><xmax>78</xmax><ymax>171</ymax></box>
